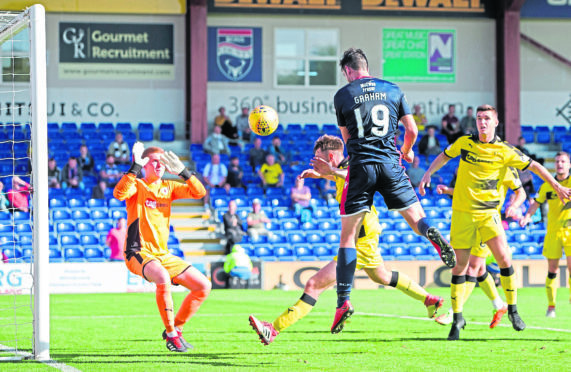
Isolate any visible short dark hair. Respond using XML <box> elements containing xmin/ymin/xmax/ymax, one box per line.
<box><xmin>555</xmin><ymin>151</ymin><xmax>570</xmax><ymax>161</ymax></box>
<box><xmin>476</xmin><ymin>104</ymin><xmax>497</xmax><ymax>116</ymax></box>
<box><xmin>339</xmin><ymin>48</ymin><xmax>368</xmax><ymax>71</ymax></box>
<box><xmin>313</xmin><ymin>134</ymin><xmax>344</xmax><ymax>154</ymax></box>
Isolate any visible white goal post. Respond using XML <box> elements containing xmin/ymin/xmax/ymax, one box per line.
<box><xmin>0</xmin><ymin>4</ymin><xmax>49</xmax><ymax>361</ymax></box>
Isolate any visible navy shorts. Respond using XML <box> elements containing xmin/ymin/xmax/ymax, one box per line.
<box><xmin>340</xmin><ymin>162</ymin><xmax>418</xmax><ymax>216</ymax></box>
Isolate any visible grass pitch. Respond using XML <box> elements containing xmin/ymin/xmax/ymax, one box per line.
<box><xmin>2</xmin><ymin>287</ymin><xmax>570</xmax><ymax>371</ymax></box>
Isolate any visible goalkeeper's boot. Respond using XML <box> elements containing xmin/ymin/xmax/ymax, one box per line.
<box><xmin>162</xmin><ymin>329</ymin><xmax>193</xmax><ymax>350</ymax></box>
<box><xmin>447</xmin><ymin>313</ymin><xmax>466</xmax><ymax>341</ymax></box>
<box><xmin>165</xmin><ymin>335</ymin><xmax>188</xmax><ymax>353</ymax></box>
<box><xmin>426</xmin><ymin>227</ymin><xmax>456</xmax><ymax>268</ymax></box>
<box><xmin>546</xmin><ymin>306</ymin><xmax>556</xmax><ymax>318</ymax></box>
<box><xmin>508</xmin><ymin>310</ymin><xmax>526</xmax><ymax>331</ymax></box>
<box><xmin>490</xmin><ymin>306</ymin><xmax>507</xmax><ymax>328</ymax></box>
<box><xmin>331</xmin><ymin>300</ymin><xmax>354</xmax><ymax>334</ymax></box>
<box><xmin>249</xmin><ymin>315</ymin><xmax>278</xmax><ymax>345</ymax></box>
<box><xmin>435</xmin><ymin>308</ymin><xmax>453</xmax><ymax>326</ymax></box>
<box><xmin>425</xmin><ymin>295</ymin><xmax>444</xmax><ymax>318</ymax></box>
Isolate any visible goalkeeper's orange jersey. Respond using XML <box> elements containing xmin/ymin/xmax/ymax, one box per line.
<box><xmin>113</xmin><ymin>173</ymin><xmax>206</xmax><ymax>258</ymax></box>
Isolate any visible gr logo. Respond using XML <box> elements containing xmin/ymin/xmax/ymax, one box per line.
<box><xmin>62</xmin><ymin>27</ymin><xmax>86</xmax><ymax>59</ymax></box>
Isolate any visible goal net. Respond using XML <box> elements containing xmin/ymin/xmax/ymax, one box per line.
<box><xmin>0</xmin><ymin>4</ymin><xmax>49</xmax><ymax>361</ymax></box>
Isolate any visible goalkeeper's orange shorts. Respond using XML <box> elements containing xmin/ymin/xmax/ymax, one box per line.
<box><xmin>126</xmin><ymin>250</ymin><xmax>191</xmax><ymax>284</ymax></box>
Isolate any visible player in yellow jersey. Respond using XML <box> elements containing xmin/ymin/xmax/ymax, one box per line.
<box><xmin>434</xmin><ymin>167</ymin><xmax>527</xmax><ymax>328</ymax></box>
<box><xmin>114</xmin><ymin>142</ymin><xmax>209</xmax><ymax>353</ymax></box>
<box><xmin>249</xmin><ymin>134</ymin><xmax>444</xmax><ymax>345</ymax></box>
<box><xmin>520</xmin><ymin>151</ymin><xmax>571</xmax><ymax>318</ymax></box>
<box><xmin>419</xmin><ymin>105</ymin><xmax>571</xmax><ymax>340</ymax></box>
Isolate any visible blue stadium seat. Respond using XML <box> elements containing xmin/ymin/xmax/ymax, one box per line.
<box><xmin>382</xmin><ymin>232</ymin><xmax>401</xmax><ymax>244</ymax></box>
<box><xmin>13</xmin><ymin>211</ymin><xmax>30</xmax><ymax>221</ymax></box>
<box><xmin>137</xmin><ymin>122</ymin><xmax>154</xmax><ymax>141</ymax></box>
<box><xmin>536</xmin><ymin>127</ymin><xmax>551</xmax><ymax>144</ymax></box>
<box><xmin>313</xmin><ymin>208</ymin><xmax>330</xmax><ymax>219</ymax></box>
<box><xmin>61</xmin><ymin>122</ymin><xmax>78</xmax><ymax>132</ymax></box>
<box><xmin>286</xmin><ymin>123</ymin><xmax>303</xmax><ymax>134</ymax></box>
<box><xmin>304</xmin><ymin>123</ymin><xmax>320</xmax><ymax>134</ymax></box>
<box><xmin>321</xmin><ymin>124</ymin><xmax>337</xmax><ymax>133</ymax></box>
<box><xmin>56</xmin><ymin>222</ymin><xmax>76</xmax><ymax>233</ymax></box>
<box><xmin>49</xmin><ymin>247</ymin><xmax>63</xmax><ymax>262</ymax></box>
<box><xmin>249</xmin><ymin>235</ymin><xmax>268</xmax><ymax>244</ymax></box>
<box><xmin>393</xmin><ymin>220</ymin><xmax>409</xmax><ymax>231</ymax></box>
<box><xmin>71</xmin><ymin>210</ymin><xmax>91</xmax><ymax>221</ymax></box>
<box><xmin>49</xmin><ymin>197</ymin><xmax>67</xmax><ymax>208</ymax></box>
<box><xmin>520</xmin><ymin>126</ymin><xmax>534</xmax><ymax>143</ymax></box>
<box><xmin>0</xmin><ymin>225</ymin><xmax>13</xmax><ymax>233</ymax></box>
<box><xmin>64</xmin><ymin>247</ymin><xmax>84</xmax><ymax>262</ymax></box>
<box><xmin>552</xmin><ymin>126</ymin><xmax>568</xmax><ymax>143</ymax></box>
<box><xmin>392</xmin><ymin>245</ymin><xmax>414</xmax><ymax>260</ymax></box>
<box><xmin>254</xmin><ymin>245</ymin><xmax>277</xmax><ymax>261</ymax></box>
<box><xmin>521</xmin><ymin>242</ymin><xmax>541</xmax><ymax>256</ymax></box>
<box><xmin>60</xmin><ymin>234</ymin><xmax>80</xmax><ymax>246</ymax></box>
<box><xmin>18</xmin><ymin>233</ymin><xmax>33</xmax><ymax>246</ymax></box>
<box><xmin>292</xmin><ymin>245</ymin><xmax>316</xmax><ymax>261</ymax></box>
<box><xmin>80</xmin><ymin>234</ymin><xmax>100</xmax><ymax>247</ymax></box>
<box><xmin>116</xmin><ymin>122</ymin><xmax>132</xmax><ymax>133</ymax></box>
<box><xmin>281</xmin><ymin>219</ymin><xmax>300</xmax><ymax>231</ymax></box>
<box><xmin>306</xmin><ymin>232</ymin><xmax>324</xmax><ymax>244</ymax></box>
<box><xmin>21</xmin><ymin>246</ymin><xmax>33</xmax><ymax>262</ymax></box>
<box><xmin>313</xmin><ymin>244</ymin><xmax>333</xmax><ymax>260</ymax></box>
<box><xmin>213</xmin><ymin>197</ymin><xmax>229</xmax><ymax>209</ymax></box>
<box><xmin>512</xmin><ymin>232</ymin><xmax>532</xmax><ymax>244</ymax></box>
<box><xmin>94</xmin><ymin>221</ymin><xmax>113</xmax><ymax>233</ymax></box>
<box><xmin>265</xmin><ymin>187</ymin><xmax>283</xmax><ymax>198</ymax></box>
<box><xmin>274</xmin><ymin>208</ymin><xmax>294</xmax><ymax>219</ymax></box>
<box><xmin>324</xmin><ymin>232</ymin><xmax>340</xmax><ymax>244</ymax></box>
<box><xmin>87</xmin><ymin>198</ymin><xmax>106</xmax><ymax>209</ymax></box>
<box><xmin>287</xmin><ymin>231</ymin><xmax>306</xmax><ymax>244</ymax></box>
<box><xmin>274</xmin><ymin>245</ymin><xmax>295</xmax><ymax>261</ymax></box>
<box><xmin>267</xmin><ymin>232</ymin><xmax>287</xmax><ymax>244</ymax></box>
<box><xmin>107</xmin><ymin>198</ymin><xmax>125</xmax><ymax>208</ymax></box>
<box><xmin>84</xmin><ymin>247</ymin><xmax>106</xmax><ymax>262</ymax></box>
<box><xmin>401</xmin><ymin>233</ymin><xmax>421</xmax><ymax>244</ymax></box>
<box><xmin>109</xmin><ymin>209</ymin><xmax>127</xmax><ymax>220</ymax></box>
<box><xmin>317</xmin><ymin>219</ymin><xmax>337</xmax><ymax>231</ymax></box>
<box><xmin>76</xmin><ymin>222</ymin><xmax>96</xmax><ymax>235</ymax></box>
<box><xmin>90</xmin><ymin>210</ymin><xmax>109</xmax><ymax>221</ymax></box>
<box><xmin>98</xmin><ymin>122</ymin><xmax>115</xmax><ymax>133</ymax></box>
<box><xmin>3</xmin><ymin>247</ymin><xmax>23</xmax><ymax>262</ymax></box>
<box><xmin>68</xmin><ymin>198</ymin><xmax>86</xmax><ymax>209</ymax></box>
<box><xmin>159</xmin><ymin>123</ymin><xmax>175</xmax><ymax>142</ymax></box>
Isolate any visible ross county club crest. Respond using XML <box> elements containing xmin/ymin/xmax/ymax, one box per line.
<box><xmin>216</xmin><ymin>28</ymin><xmax>254</xmax><ymax>81</ymax></box>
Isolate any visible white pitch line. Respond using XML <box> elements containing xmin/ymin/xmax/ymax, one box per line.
<box><xmin>0</xmin><ymin>344</ymin><xmax>81</xmax><ymax>372</ymax></box>
<box><xmin>357</xmin><ymin>312</ymin><xmax>571</xmax><ymax>333</ymax></box>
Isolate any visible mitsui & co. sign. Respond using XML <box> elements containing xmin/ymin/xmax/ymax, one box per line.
<box><xmin>58</xmin><ymin>22</ymin><xmax>174</xmax><ymax>80</ymax></box>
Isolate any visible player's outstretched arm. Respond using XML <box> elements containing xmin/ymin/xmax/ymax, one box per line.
<box><xmin>520</xmin><ymin>199</ymin><xmax>541</xmax><ymax>228</ymax></box>
<box><xmin>419</xmin><ymin>152</ymin><xmax>450</xmax><ymax>196</ymax></box>
<box><xmin>162</xmin><ymin>151</ymin><xmax>207</xmax><ymax>200</ymax></box>
<box><xmin>528</xmin><ymin>161</ymin><xmax>571</xmax><ymax>203</ymax></box>
<box><xmin>309</xmin><ymin>157</ymin><xmax>348</xmax><ymax>180</ymax></box>
<box><xmin>113</xmin><ymin>142</ymin><xmax>149</xmax><ymax>200</ymax></box>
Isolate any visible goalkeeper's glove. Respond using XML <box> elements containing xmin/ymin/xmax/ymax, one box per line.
<box><xmin>127</xmin><ymin>141</ymin><xmax>149</xmax><ymax>175</ymax></box>
<box><xmin>161</xmin><ymin>151</ymin><xmax>194</xmax><ymax>180</ymax></box>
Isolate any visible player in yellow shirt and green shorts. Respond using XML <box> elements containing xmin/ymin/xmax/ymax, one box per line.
<box><xmin>419</xmin><ymin>105</ymin><xmax>571</xmax><ymax>340</ymax></box>
<box><xmin>520</xmin><ymin>151</ymin><xmax>571</xmax><ymax>318</ymax></box>
<box><xmin>249</xmin><ymin>134</ymin><xmax>444</xmax><ymax>345</ymax></box>
<box><xmin>434</xmin><ymin>167</ymin><xmax>526</xmax><ymax>328</ymax></box>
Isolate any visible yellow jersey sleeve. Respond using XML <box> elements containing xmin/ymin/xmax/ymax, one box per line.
<box><xmin>535</xmin><ymin>182</ymin><xmax>549</xmax><ymax>204</ymax></box>
<box><xmin>502</xmin><ymin>143</ymin><xmax>532</xmax><ymax>170</ymax></box>
<box><xmin>503</xmin><ymin>167</ymin><xmax>522</xmax><ymax>191</ymax></box>
<box><xmin>443</xmin><ymin>135</ymin><xmax>468</xmax><ymax>158</ymax></box>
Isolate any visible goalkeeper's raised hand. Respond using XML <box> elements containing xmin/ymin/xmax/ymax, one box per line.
<box><xmin>161</xmin><ymin>151</ymin><xmax>194</xmax><ymax>180</ymax></box>
<box><xmin>128</xmin><ymin>142</ymin><xmax>149</xmax><ymax>175</ymax></box>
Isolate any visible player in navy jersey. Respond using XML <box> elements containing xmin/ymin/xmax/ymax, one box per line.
<box><xmin>315</xmin><ymin>48</ymin><xmax>456</xmax><ymax>334</ymax></box>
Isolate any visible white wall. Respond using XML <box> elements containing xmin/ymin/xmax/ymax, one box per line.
<box><xmin>207</xmin><ymin>14</ymin><xmax>496</xmax><ymax>128</ymax></box>
<box><xmin>520</xmin><ymin>19</ymin><xmax>571</xmax><ymax>127</ymax></box>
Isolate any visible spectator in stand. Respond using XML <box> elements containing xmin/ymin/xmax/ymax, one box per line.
<box><xmin>215</xmin><ymin>106</ymin><xmax>239</xmax><ymax>144</ymax></box>
<box><xmin>0</xmin><ymin>181</ymin><xmax>9</xmax><ymax>212</ymax></box>
<box><xmin>7</xmin><ymin>176</ymin><xmax>31</xmax><ymax>213</ymax></box>
<box><xmin>78</xmin><ymin>144</ymin><xmax>95</xmax><ymax>175</ymax></box>
<box><xmin>516</xmin><ymin>136</ymin><xmax>544</xmax><ymax>165</ymax></box>
<box><xmin>202</xmin><ymin>154</ymin><xmax>228</xmax><ymax>189</ymax></box>
<box><xmin>460</xmin><ymin>106</ymin><xmax>476</xmax><ymax>135</ymax></box>
<box><xmin>106</xmin><ymin>217</ymin><xmax>127</xmax><ymax>261</ymax></box>
<box><xmin>100</xmin><ymin>154</ymin><xmax>122</xmax><ymax>188</ymax></box>
<box><xmin>61</xmin><ymin>156</ymin><xmax>84</xmax><ymax>189</ymax></box>
<box><xmin>47</xmin><ymin>157</ymin><xmax>61</xmax><ymax>189</ymax></box>
<box><xmin>441</xmin><ymin>104</ymin><xmax>461</xmax><ymax>144</ymax></box>
<box><xmin>258</xmin><ymin>154</ymin><xmax>284</xmax><ymax>189</ymax></box>
<box><xmin>91</xmin><ymin>180</ymin><xmax>108</xmax><ymax>199</ymax></box>
<box><xmin>267</xmin><ymin>136</ymin><xmax>288</xmax><ymax>165</ymax></box>
<box><xmin>235</xmin><ymin>106</ymin><xmax>252</xmax><ymax>142</ymax></box>
<box><xmin>225</xmin><ymin>156</ymin><xmax>245</xmax><ymax>191</ymax></box>
<box><xmin>406</xmin><ymin>156</ymin><xmax>426</xmax><ymax>188</ymax></box>
<box><xmin>247</xmin><ymin>199</ymin><xmax>272</xmax><ymax>240</ymax></box>
<box><xmin>418</xmin><ymin>125</ymin><xmax>441</xmax><ymax>156</ymax></box>
<box><xmin>223</xmin><ymin>200</ymin><xmax>247</xmax><ymax>254</ymax></box>
<box><xmin>290</xmin><ymin>177</ymin><xmax>313</xmax><ymax>223</ymax></box>
<box><xmin>203</xmin><ymin>125</ymin><xmax>231</xmax><ymax>156</ymax></box>
<box><xmin>248</xmin><ymin>137</ymin><xmax>266</xmax><ymax>172</ymax></box>
<box><xmin>107</xmin><ymin>132</ymin><xmax>130</xmax><ymax>164</ymax></box>
<box><xmin>412</xmin><ymin>104</ymin><xmax>427</xmax><ymax>132</ymax></box>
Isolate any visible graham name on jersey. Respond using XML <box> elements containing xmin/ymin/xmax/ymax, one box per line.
<box><xmin>354</xmin><ymin>92</ymin><xmax>387</xmax><ymax>104</ymax></box>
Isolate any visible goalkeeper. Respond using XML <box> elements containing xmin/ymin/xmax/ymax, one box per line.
<box><xmin>249</xmin><ymin>135</ymin><xmax>444</xmax><ymax>345</ymax></box>
<box><xmin>114</xmin><ymin>142</ymin><xmax>208</xmax><ymax>353</ymax></box>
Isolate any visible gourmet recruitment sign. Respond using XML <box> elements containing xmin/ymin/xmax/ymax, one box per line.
<box><xmin>59</xmin><ymin>22</ymin><xmax>174</xmax><ymax>80</ymax></box>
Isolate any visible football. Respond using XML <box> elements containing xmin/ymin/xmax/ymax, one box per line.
<box><xmin>248</xmin><ymin>105</ymin><xmax>279</xmax><ymax>136</ymax></box>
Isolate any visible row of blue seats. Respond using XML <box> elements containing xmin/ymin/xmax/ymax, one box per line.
<box><xmin>47</xmin><ymin>122</ymin><xmax>175</xmax><ymax>142</ymax></box>
<box><xmin>520</xmin><ymin>125</ymin><xmax>571</xmax><ymax>145</ymax></box>
<box><xmin>49</xmin><ymin>197</ymin><xmax>124</xmax><ymax>209</ymax></box>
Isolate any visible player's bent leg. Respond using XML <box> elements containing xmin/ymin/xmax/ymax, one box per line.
<box><xmin>144</xmin><ymin>261</ymin><xmax>189</xmax><ymax>352</ymax></box>
<box><xmin>448</xmin><ymin>249</ymin><xmax>469</xmax><ymax>340</ymax></box>
<box><xmin>486</xmin><ymin>235</ymin><xmax>525</xmax><ymax>331</ymax></box>
<box><xmin>331</xmin><ymin>213</ymin><xmax>364</xmax><ymax>334</ymax></box>
<box><xmin>400</xmin><ymin>203</ymin><xmax>455</xmax><ymax>268</ymax></box>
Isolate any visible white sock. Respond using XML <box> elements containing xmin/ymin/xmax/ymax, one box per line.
<box><xmin>175</xmin><ymin>326</ymin><xmax>182</xmax><ymax>333</ymax></box>
<box><xmin>167</xmin><ymin>330</ymin><xmax>178</xmax><ymax>337</ymax></box>
<box><xmin>492</xmin><ymin>297</ymin><xmax>504</xmax><ymax>310</ymax></box>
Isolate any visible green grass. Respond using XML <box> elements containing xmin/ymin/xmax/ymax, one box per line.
<box><xmin>1</xmin><ymin>287</ymin><xmax>570</xmax><ymax>371</ymax></box>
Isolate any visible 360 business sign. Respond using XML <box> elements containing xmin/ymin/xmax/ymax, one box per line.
<box><xmin>59</xmin><ymin>22</ymin><xmax>174</xmax><ymax>80</ymax></box>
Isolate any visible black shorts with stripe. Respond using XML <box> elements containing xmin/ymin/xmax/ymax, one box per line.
<box><xmin>340</xmin><ymin>162</ymin><xmax>418</xmax><ymax>216</ymax></box>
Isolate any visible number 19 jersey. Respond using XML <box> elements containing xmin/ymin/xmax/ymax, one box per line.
<box><xmin>334</xmin><ymin>77</ymin><xmax>411</xmax><ymax>165</ymax></box>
